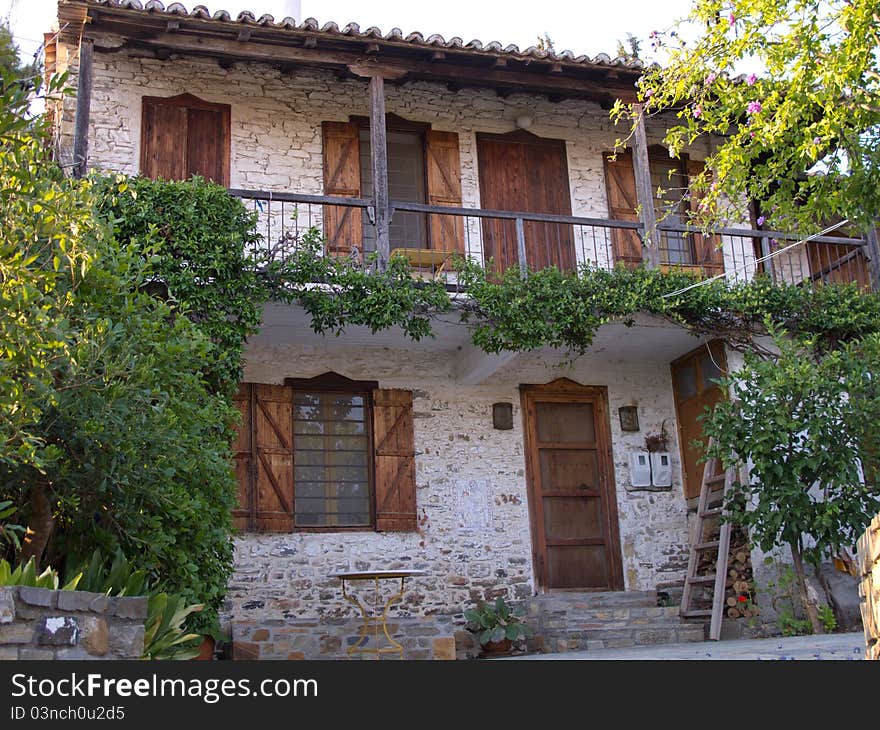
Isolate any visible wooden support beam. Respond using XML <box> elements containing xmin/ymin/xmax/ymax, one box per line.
<box><xmin>431</xmin><ymin>50</ymin><xmax>445</xmax><ymax>61</ymax></box>
<box><xmin>165</xmin><ymin>19</ymin><xmax>180</xmax><ymax>32</ymax></box>
<box><xmin>366</xmin><ymin>42</ymin><xmax>380</xmax><ymax>54</ymax></box>
<box><xmin>72</xmin><ymin>37</ymin><xmax>93</xmax><ymax>179</ymax></box>
<box><xmin>237</xmin><ymin>28</ymin><xmax>252</xmax><ymax>42</ymax></box>
<box><xmin>493</xmin><ymin>57</ymin><xmax>507</xmax><ymax>68</ymax></box>
<box><xmin>866</xmin><ymin>227</ymin><xmax>880</xmax><ymax>291</ymax></box>
<box><xmin>550</xmin><ymin>62</ymin><xmax>563</xmax><ymax>73</ymax></box>
<box><xmin>303</xmin><ymin>36</ymin><xmax>317</xmax><ymax>48</ymax></box>
<box><xmin>631</xmin><ymin>104</ymin><xmax>660</xmax><ymax>268</ymax></box>
<box><xmin>369</xmin><ymin>74</ymin><xmax>391</xmax><ymax>272</ymax></box>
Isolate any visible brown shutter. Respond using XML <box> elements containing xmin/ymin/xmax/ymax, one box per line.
<box><xmin>141</xmin><ymin>99</ymin><xmax>186</xmax><ymax>181</ymax></box>
<box><xmin>253</xmin><ymin>383</ymin><xmax>294</xmax><ymax>532</ymax></box>
<box><xmin>141</xmin><ymin>94</ymin><xmax>230</xmax><ymax>185</ymax></box>
<box><xmin>603</xmin><ymin>149</ymin><xmax>643</xmax><ymax>267</ymax></box>
<box><xmin>186</xmin><ymin>107</ymin><xmax>230</xmax><ymax>185</ymax></box>
<box><xmin>232</xmin><ymin>383</ymin><xmax>254</xmax><ymax>531</ymax></box>
<box><xmin>372</xmin><ymin>389</ymin><xmax>417</xmax><ymax>532</ymax></box>
<box><xmin>322</xmin><ymin>121</ymin><xmax>363</xmax><ymax>257</ymax></box>
<box><xmin>426</xmin><ymin>130</ymin><xmax>465</xmax><ymax>253</ymax></box>
<box><xmin>687</xmin><ymin>158</ymin><xmax>724</xmax><ymax>276</ymax></box>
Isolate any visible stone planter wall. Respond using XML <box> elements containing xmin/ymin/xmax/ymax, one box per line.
<box><xmin>857</xmin><ymin>512</ymin><xmax>880</xmax><ymax>660</ymax></box>
<box><xmin>0</xmin><ymin>586</ymin><xmax>147</xmax><ymax>660</ymax></box>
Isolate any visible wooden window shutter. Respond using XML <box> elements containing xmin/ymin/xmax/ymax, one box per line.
<box><xmin>372</xmin><ymin>389</ymin><xmax>417</xmax><ymax>532</ymax></box>
<box><xmin>686</xmin><ymin>158</ymin><xmax>724</xmax><ymax>276</ymax></box>
<box><xmin>253</xmin><ymin>383</ymin><xmax>295</xmax><ymax>532</ymax></box>
<box><xmin>232</xmin><ymin>383</ymin><xmax>254</xmax><ymax>531</ymax></box>
<box><xmin>141</xmin><ymin>94</ymin><xmax>230</xmax><ymax>185</ymax></box>
<box><xmin>603</xmin><ymin>149</ymin><xmax>643</xmax><ymax>267</ymax></box>
<box><xmin>425</xmin><ymin>130</ymin><xmax>465</xmax><ymax>252</ymax></box>
<box><xmin>186</xmin><ymin>107</ymin><xmax>230</xmax><ymax>185</ymax></box>
<box><xmin>141</xmin><ymin>100</ymin><xmax>187</xmax><ymax>181</ymax></box>
<box><xmin>322</xmin><ymin>121</ymin><xmax>363</xmax><ymax>256</ymax></box>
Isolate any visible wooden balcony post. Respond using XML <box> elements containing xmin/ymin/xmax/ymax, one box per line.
<box><xmin>72</xmin><ymin>38</ymin><xmax>93</xmax><ymax>179</ymax></box>
<box><xmin>368</xmin><ymin>74</ymin><xmax>390</xmax><ymax>271</ymax></box>
<box><xmin>866</xmin><ymin>227</ymin><xmax>880</xmax><ymax>291</ymax></box>
<box><xmin>631</xmin><ymin>104</ymin><xmax>660</xmax><ymax>268</ymax></box>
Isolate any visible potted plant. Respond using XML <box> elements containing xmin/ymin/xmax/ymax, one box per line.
<box><xmin>464</xmin><ymin>597</ymin><xmax>530</xmax><ymax>656</ymax></box>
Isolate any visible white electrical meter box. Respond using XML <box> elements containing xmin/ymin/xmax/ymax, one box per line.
<box><xmin>650</xmin><ymin>452</ymin><xmax>673</xmax><ymax>487</ymax></box>
<box><xmin>630</xmin><ymin>451</ymin><xmax>651</xmax><ymax>487</ymax></box>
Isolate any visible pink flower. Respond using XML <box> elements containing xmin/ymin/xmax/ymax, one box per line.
<box><xmin>705</xmin><ymin>72</ymin><xmax>717</xmax><ymax>85</ymax></box>
<box><xmin>813</xmin><ymin>136</ymin><xmax>821</xmax><ymax>145</ymax></box>
<box><xmin>645</xmin><ymin>89</ymin><xmax>654</xmax><ymax>98</ymax></box>
<box><xmin>756</xmin><ymin>215</ymin><xmax>765</xmax><ymax>226</ymax></box>
<box><xmin>747</xmin><ymin>101</ymin><xmax>762</xmax><ymax>115</ymax></box>
<box><xmin>747</xmin><ymin>73</ymin><xmax>757</xmax><ymax>86</ymax></box>
<box><xmin>728</xmin><ymin>12</ymin><xmax>735</xmax><ymax>25</ymax></box>
<box><xmin>693</xmin><ymin>105</ymin><xmax>702</xmax><ymax>118</ymax></box>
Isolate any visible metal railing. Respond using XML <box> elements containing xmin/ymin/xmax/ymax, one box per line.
<box><xmin>230</xmin><ymin>188</ymin><xmax>876</xmax><ymax>291</ymax></box>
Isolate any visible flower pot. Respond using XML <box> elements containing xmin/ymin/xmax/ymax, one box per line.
<box><xmin>194</xmin><ymin>636</ymin><xmax>215</xmax><ymax>660</ymax></box>
<box><xmin>481</xmin><ymin>638</ymin><xmax>512</xmax><ymax>656</ymax></box>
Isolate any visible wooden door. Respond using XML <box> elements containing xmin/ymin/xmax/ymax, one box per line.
<box><xmin>477</xmin><ymin>132</ymin><xmax>575</xmax><ymax>273</ymax></box>
<box><xmin>671</xmin><ymin>341</ymin><xmax>727</xmax><ymax>501</ymax></box>
<box><xmin>521</xmin><ymin>380</ymin><xmax>623</xmax><ymax>591</ymax></box>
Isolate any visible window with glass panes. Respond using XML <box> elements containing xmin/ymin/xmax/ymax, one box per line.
<box><xmin>649</xmin><ymin>154</ymin><xmax>693</xmax><ymax>265</ymax></box>
<box><xmin>292</xmin><ymin>390</ymin><xmax>373</xmax><ymax>527</ymax></box>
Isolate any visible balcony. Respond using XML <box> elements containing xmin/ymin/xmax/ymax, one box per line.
<box><xmin>230</xmin><ymin>188</ymin><xmax>877</xmax><ymax>291</ymax></box>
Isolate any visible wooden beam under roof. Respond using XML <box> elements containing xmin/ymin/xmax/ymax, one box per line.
<box><xmin>62</xmin><ymin>2</ymin><xmax>640</xmax><ymax>102</ymax></box>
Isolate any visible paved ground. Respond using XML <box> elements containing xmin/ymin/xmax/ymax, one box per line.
<box><xmin>509</xmin><ymin>632</ymin><xmax>866</xmax><ymax>660</ymax></box>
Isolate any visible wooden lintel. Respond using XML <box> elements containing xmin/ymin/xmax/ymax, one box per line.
<box><xmin>165</xmin><ymin>19</ymin><xmax>179</xmax><ymax>33</ymax></box>
<box><xmin>237</xmin><ymin>28</ymin><xmax>252</xmax><ymax>42</ymax></box>
<box><xmin>155</xmin><ymin>47</ymin><xmax>171</xmax><ymax>60</ymax></box>
<box><xmin>347</xmin><ymin>62</ymin><xmax>407</xmax><ymax>80</ymax></box>
<box><xmin>431</xmin><ymin>50</ymin><xmax>445</xmax><ymax>61</ymax></box>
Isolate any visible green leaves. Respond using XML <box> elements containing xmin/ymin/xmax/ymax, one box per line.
<box><xmin>141</xmin><ymin>592</ymin><xmax>205</xmax><ymax>660</ymax></box>
<box><xmin>464</xmin><ymin>597</ymin><xmax>530</xmax><ymax>646</ymax></box>
<box><xmin>624</xmin><ymin>0</ymin><xmax>880</xmax><ymax>232</ymax></box>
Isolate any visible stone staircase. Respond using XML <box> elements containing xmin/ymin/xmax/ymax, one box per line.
<box><xmin>526</xmin><ymin>591</ymin><xmax>706</xmax><ymax>654</ymax></box>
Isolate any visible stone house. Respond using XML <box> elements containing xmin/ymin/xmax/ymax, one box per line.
<box><xmin>48</xmin><ymin>0</ymin><xmax>876</xmax><ymax>658</ymax></box>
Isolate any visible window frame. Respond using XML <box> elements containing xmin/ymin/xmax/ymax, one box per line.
<box><xmin>285</xmin><ymin>373</ymin><xmax>379</xmax><ymax>533</ymax></box>
<box><xmin>351</xmin><ymin>114</ymin><xmax>431</xmax><ymax>252</ymax></box>
<box><xmin>648</xmin><ymin>146</ymin><xmax>695</xmax><ymax>266</ymax></box>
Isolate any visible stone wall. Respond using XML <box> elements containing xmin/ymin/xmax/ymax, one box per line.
<box><xmin>0</xmin><ymin>586</ymin><xmax>147</xmax><ymax>660</ymax></box>
<box><xmin>226</xmin><ymin>340</ymin><xmax>692</xmax><ymax>628</ymax></box>
<box><xmin>55</xmin><ymin>44</ymin><xmax>757</xmax><ymax>272</ymax></box>
<box><xmin>857</xmin><ymin>512</ymin><xmax>880</xmax><ymax>660</ymax></box>
<box><xmin>232</xmin><ymin>616</ymin><xmax>459</xmax><ymax>660</ymax></box>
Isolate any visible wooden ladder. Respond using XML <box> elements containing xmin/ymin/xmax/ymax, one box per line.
<box><xmin>680</xmin><ymin>438</ymin><xmax>736</xmax><ymax>641</ymax></box>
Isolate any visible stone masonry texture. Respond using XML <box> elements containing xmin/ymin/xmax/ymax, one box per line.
<box><xmin>0</xmin><ymin>587</ymin><xmax>146</xmax><ymax>660</ymax></box>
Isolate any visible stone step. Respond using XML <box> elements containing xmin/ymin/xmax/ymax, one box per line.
<box><xmin>534</xmin><ymin>623</ymin><xmax>706</xmax><ymax>654</ymax></box>
<box><xmin>536</xmin><ymin>605</ymin><xmax>682</xmax><ymax>628</ymax></box>
<box><xmin>529</xmin><ymin>590</ymin><xmax>658</xmax><ymax>610</ymax></box>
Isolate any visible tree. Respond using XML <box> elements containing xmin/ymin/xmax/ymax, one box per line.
<box><xmin>0</xmin><ymin>21</ymin><xmax>36</xmax><ymax>87</ymax></box>
<box><xmin>702</xmin><ymin>328</ymin><xmax>880</xmax><ymax>633</ymax></box>
<box><xmin>615</xmin><ymin>0</ymin><xmax>880</xmax><ymax>233</ymax></box>
<box><xmin>0</xmin><ymin>73</ymin><xmax>236</xmax><ymax>631</ymax></box>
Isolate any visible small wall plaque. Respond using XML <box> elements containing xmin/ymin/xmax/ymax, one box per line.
<box><xmin>492</xmin><ymin>402</ymin><xmax>514</xmax><ymax>430</ymax></box>
<box><xmin>618</xmin><ymin>405</ymin><xmax>640</xmax><ymax>432</ymax></box>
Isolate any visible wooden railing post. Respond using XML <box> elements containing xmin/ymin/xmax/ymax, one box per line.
<box><xmin>515</xmin><ymin>216</ymin><xmax>527</xmax><ymax>276</ymax></box>
<box><xmin>631</xmin><ymin>104</ymin><xmax>660</xmax><ymax>268</ymax></box>
<box><xmin>866</xmin><ymin>227</ymin><xmax>880</xmax><ymax>292</ymax></box>
<box><xmin>368</xmin><ymin>74</ymin><xmax>391</xmax><ymax>271</ymax></box>
<box><xmin>72</xmin><ymin>37</ymin><xmax>93</xmax><ymax>179</ymax></box>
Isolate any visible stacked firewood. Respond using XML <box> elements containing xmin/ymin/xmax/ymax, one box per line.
<box><xmin>694</xmin><ymin>526</ymin><xmax>757</xmax><ymax>618</ymax></box>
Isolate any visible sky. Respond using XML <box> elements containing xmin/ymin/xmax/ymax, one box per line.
<box><xmin>0</xmin><ymin>0</ymin><xmax>696</xmax><ymax>67</ymax></box>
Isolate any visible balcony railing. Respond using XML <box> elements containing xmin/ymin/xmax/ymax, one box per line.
<box><xmin>230</xmin><ymin>188</ymin><xmax>877</xmax><ymax>291</ymax></box>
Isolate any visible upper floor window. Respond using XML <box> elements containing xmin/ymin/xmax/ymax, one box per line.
<box><xmin>140</xmin><ymin>93</ymin><xmax>231</xmax><ymax>185</ymax></box>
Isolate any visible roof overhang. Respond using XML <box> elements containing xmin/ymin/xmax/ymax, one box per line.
<box><xmin>57</xmin><ymin>0</ymin><xmax>642</xmax><ymax>104</ymax></box>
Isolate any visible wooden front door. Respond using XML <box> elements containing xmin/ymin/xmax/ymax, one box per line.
<box><xmin>521</xmin><ymin>380</ymin><xmax>623</xmax><ymax>591</ymax></box>
<box><xmin>671</xmin><ymin>341</ymin><xmax>727</xmax><ymax>501</ymax></box>
<box><xmin>476</xmin><ymin>131</ymin><xmax>575</xmax><ymax>273</ymax></box>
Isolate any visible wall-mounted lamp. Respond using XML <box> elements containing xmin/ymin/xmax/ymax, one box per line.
<box><xmin>515</xmin><ymin>114</ymin><xmax>533</xmax><ymax>130</ymax></box>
